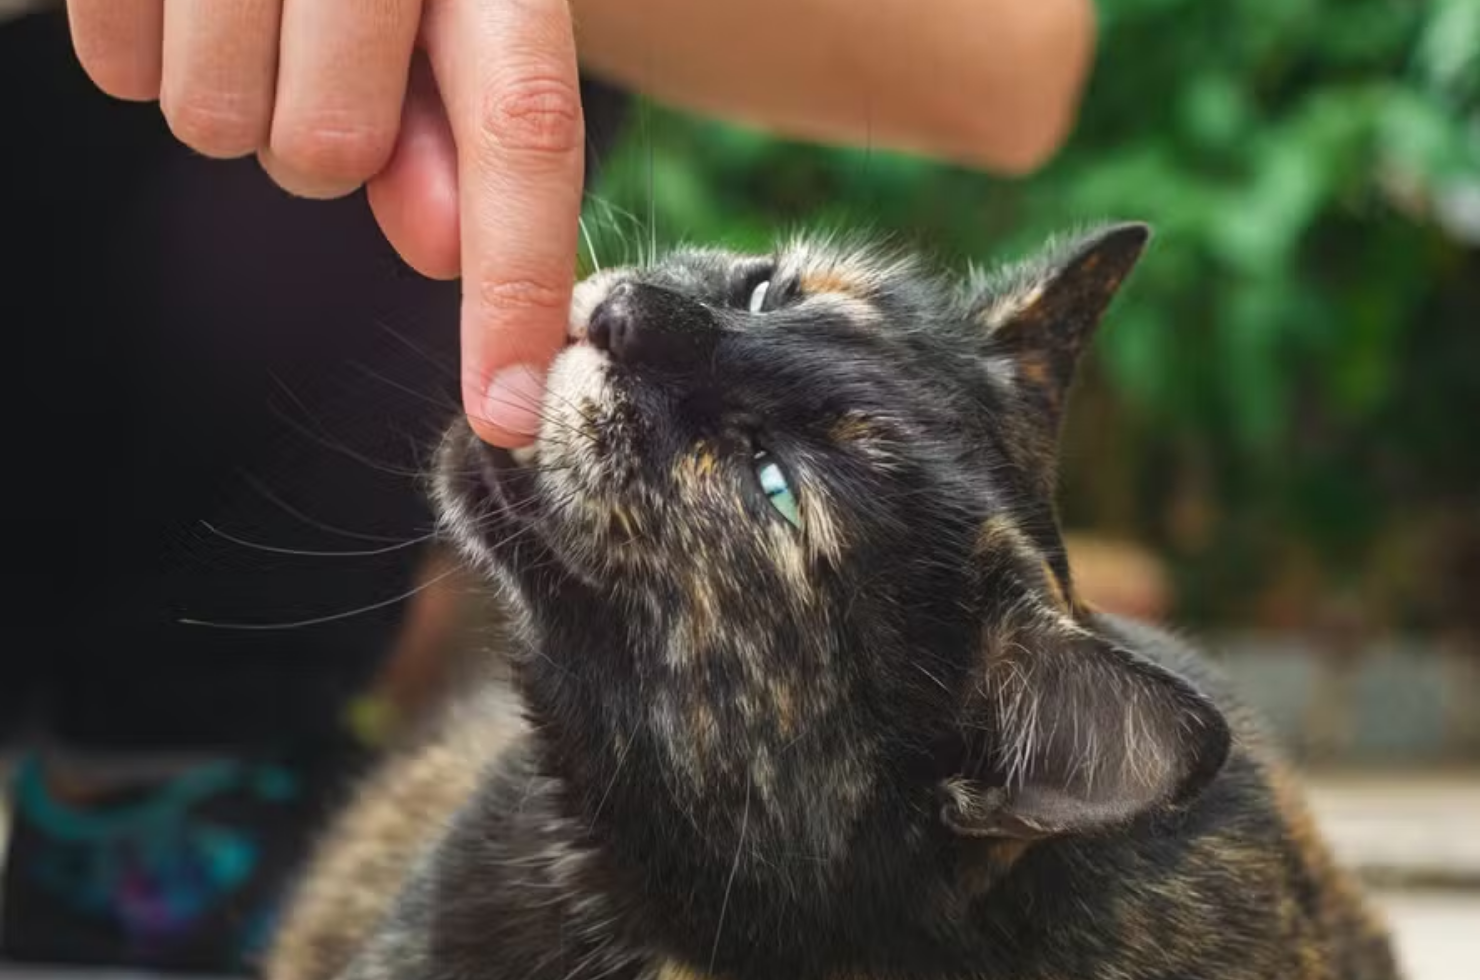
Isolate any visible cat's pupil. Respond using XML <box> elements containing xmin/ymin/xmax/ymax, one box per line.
<box><xmin>748</xmin><ymin>279</ymin><xmax>771</xmax><ymax>314</ymax></box>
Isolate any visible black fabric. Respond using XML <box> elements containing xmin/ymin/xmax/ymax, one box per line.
<box><xmin>0</xmin><ymin>10</ymin><xmax>632</xmax><ymax>752</ymax></box>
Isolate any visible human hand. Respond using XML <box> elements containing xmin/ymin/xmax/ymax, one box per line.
<box><xmin>66</xmin><ymin>0</ymin><xmax>586</xmax><ymax>447</ymax></box>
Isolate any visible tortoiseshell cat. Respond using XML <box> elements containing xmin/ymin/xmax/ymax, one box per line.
<box><xmin>265</xmin><ymin>224</ymin><xmax>1401</xmax><ymax>980</ymax></box>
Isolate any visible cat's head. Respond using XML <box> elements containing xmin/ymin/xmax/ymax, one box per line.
<box><xmin>435</xmin><ymin>223</ymin><xmax>1229</xmax><ymax>901</ymax></box>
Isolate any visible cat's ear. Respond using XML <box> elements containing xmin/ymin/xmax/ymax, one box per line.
<box><xmin>969</xmin><ymin>222</ymin><xmax>1150</xmax><ymax>429</ymax></box>
<box><xmin>941</xmin><ymin>609</ymin><xmax>1230</xmax><ymax>840</ymax></box>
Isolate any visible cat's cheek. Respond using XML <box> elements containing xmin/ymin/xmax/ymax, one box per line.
<box><xmin>543</xmin><ymin>343</ymin><xmax>614</xmax><ymax>427</ymax></box>
<box><xmin>537</xmin><ymin>343</ymin><xmax>618</xmax><ymax>501</ymax></box>
<box><xmin>796</xmin><ymin>480</ymin><xmax>847</xmax><ymax>567</ymax></box>
<box><xmin>763</xmin><ymin>522</ymin><xmax>811</xmax><ymax>591</ymax></box>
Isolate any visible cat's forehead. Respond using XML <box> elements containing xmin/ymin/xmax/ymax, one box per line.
<box><xmin>776</xmin><ymin>233</ymin><xmax>924</xmax><ymax>295</ymax></box>
<box><xmin>654</xmin><ymin>235</ymin><xmax>925</xmax><ymax>297</ymax></box>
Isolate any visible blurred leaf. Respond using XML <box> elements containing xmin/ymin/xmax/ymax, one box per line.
<box><xmin>1416</xmin><ymin>0</ymin><xmax>1480</xmax><ymax>99</ymax></box>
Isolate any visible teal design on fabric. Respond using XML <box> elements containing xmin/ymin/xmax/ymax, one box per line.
<box><xmin>8</xmin><ymin>755</ymin><xmax>297</xmax><ymax>955</ymax></box>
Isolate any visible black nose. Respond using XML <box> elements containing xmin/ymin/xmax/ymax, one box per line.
<box><xmin>585</xmin><ymin>284</ymin><xmax>635</xmax><ymax>357</ymax></box>
<box><xmin>587</xmin><ymin>281</ymin><xmax>718</xmax><ymax>370</ymax></box>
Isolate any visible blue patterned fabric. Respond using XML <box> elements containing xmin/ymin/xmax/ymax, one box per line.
<box><xmin>4</xmin><ymin>756</ymin><xmax>301</xmax><ymax>970</ymax></box>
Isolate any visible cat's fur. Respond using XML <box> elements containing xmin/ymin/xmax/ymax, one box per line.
<box><xmin>264</xmin><ymin>224</ymin><xmax>1401</xmax><ymax>980</ymax></box>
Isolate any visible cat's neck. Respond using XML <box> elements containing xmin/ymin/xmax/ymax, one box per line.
<box><xmin>510</xmin><ymin>673</ymin><xmax>954</xmax><ymax>974</ymax></box>
<box><xmin>498</xmin><ymin>733</ymin><xmax>1076</xmax><ymax>980</ymax></box>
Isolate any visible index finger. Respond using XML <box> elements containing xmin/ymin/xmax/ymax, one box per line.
<box><xmin>423</xmin><ymin>0</ymin><xmax>585</xmax><ymax>448</ymax></box>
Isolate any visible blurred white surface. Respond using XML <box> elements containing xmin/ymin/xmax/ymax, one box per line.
<box><xmin>1308</xmin><ymin>772</ymin><xmax>1480</xmax><ymax>883</ymax></box>
<box><xmin>1378</xmin><ymin>891</ymin><xmax>1480</xmax><ymax>980</ymax></box>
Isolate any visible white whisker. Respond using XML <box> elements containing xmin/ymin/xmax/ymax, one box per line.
<box><xmin>179</xmin><ymin>566</ymin><xmax>460</xmax><ymax>631</ymax></box>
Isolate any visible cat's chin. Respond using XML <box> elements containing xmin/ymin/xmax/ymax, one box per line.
<box><xmin>432</xmin><ymin>422</ymin><xmax>545</xmax><ymax>578</ymax></box>
<box><xmin>434</xmin><ymin>337</ymin><xmax>622</xmax><ymax>584</ymax></box>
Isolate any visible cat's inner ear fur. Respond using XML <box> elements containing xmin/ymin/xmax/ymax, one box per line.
<box><xmin>970</xmin><ymin>222</ymin><xmax>1151</xmax><ymax>430</ymax></box>
<box><xmin>942</xmin><ymin>608</ymin><xmax>1231</xmax><ymax>841</ymax></box>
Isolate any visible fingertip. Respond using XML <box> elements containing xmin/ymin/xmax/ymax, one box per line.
<box><xmin>68</xmin><ymin>0</ymin><xmax>164</xmax><ymax>103</ymax></box>
<box><xmin>467</xmin><ymin>415</ymin><xmax>538</xmax><ymax>449</ymax></box>
<box><xmin>464</xmin><ymin>361</ymin><xmax>550</xmax><ymax>448</ymax></box>
<box><xmin>80</xmin><ymin>57</ymin><xmax>162</xmax><ymax>103</ymax></box>
<box><xmin>366</xmin><ymin>91</ymin><xmax>462</xmax><ymax>279</ymax></box>
<box><xmin>257</xmin><ymin>147</ymin><xmax>364</xmax><ymax>200</ymax></box>
<box><xmin>467</xmin><ymin>361</ymin><xmax>547</xmax><ymax>444</ymax></box>
<box><xmin>368</xmin><ymin>173</ymin><xmax>461</xmax><ymax>280</ymax></box>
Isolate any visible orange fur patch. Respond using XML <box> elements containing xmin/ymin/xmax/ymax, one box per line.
<box><xmin>800</xmin><ymin>269</ymin><xmax>865</xmax><ymax>298</ymax></box>
<box><xmin>1038</xmin><ymin>557</ymin><xmax>1070</xmax><ymax>611</ymax></box>
<box><xmin>1017</xmin><ymin>354</ymin><xmax>1053</xmax><ymax>388</ymax></box>
<box><xmin>829</xmin><ymin>412</ymin><xmax>879</xmax><ymax>445</ymax></box>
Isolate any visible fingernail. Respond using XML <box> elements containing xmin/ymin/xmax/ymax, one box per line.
<box><xmin>480</xmin><ymin>364</ymin><xmax>546</xmax><ymax>438</ymax></box>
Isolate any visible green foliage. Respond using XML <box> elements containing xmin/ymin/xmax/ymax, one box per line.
<box><xmin>583</xmin><ymin>0</ymin><xmax>1480</xmax><ymax>628</ymax></box>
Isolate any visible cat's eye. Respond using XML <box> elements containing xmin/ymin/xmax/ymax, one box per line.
<box><xmin>754</xmin><ymin>451</ymin><xmax>801</xmax><ymax>528</ymax></box>
<box><xmin>735</xmin><ymin>259</ymin><xmax>778</xmax><ymax>313</ymax></box>
<box><xmin>747</xmin><ymin>279</ymin><xmax>772</xmax><ymax>314</ymax></box>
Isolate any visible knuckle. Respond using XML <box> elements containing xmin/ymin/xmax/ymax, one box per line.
<box><xmin>272</xmin><ymin>117</ymin><xmax>396</xmax><ymax>185</ymax></box>
<box><xmin>163</xmin><ymin>92</ymin><xmax>265</xmax><ymax>157</ymax></box>
<box><xmin>477</xmin><ymin>75</ymin><xmax>583</xmax><ymax>157</ymax></box>
<box><xmin>476</xmin><ymin>275</ymin><xmax>569</xmax><ymax>319</ymax></box>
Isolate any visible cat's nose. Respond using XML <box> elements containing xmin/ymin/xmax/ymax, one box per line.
<box><xmin>587</xmin><ymin>281</ymin><xmax>718</xmax><ymax>370</ymax></box>
<box><xmin>585</xmin><ymin>283</ymin><xmax>637</xmax><ymax>358</ymax></box>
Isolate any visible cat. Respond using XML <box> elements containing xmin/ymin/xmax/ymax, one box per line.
<box><xmin>264</xmin><ymin>223</ymin><xmax>1402</xmax><ymax>980</ymax></box>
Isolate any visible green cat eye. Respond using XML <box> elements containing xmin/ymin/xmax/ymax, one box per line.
<box><xmin>748</xmin><ymin>279</ymin><xmax>771</xmax><ymax>314</ymax></box>
<box><xmin>755</xmin><ymin>453</ymin><xmax>801</xmax><ymax>528</ymax></box>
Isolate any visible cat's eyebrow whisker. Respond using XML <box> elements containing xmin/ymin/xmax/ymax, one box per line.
<box><xmin>579</xmin><ymin>215</ymin><xmax>602</xmax><ymax>275</ymax></box>
<box><xmin>177</xmin><ymin>564</ymin><xmax>461</xmax><ymax>631</ymax></box>
<box><xmin>200</xmin><ymin>521</ymin><xmax>439</xmax><ymax>558</ymax></box>
<box><xmin>581</xmin><ymin>195</ymin><xmax>648</xmax><ymax>268</ymax></box>
<box><xmin>646</xmin><ymin>111</ymin><xmax>657</xmax><ymax>268</ymax></box>
<box><xmin>587</xmin><ymin>194</ymin><xmax>644</xmax><ymax>229</ymax></box>
<box><xmin>585</xmin><ymin>193</ymin><xmax>648</xmax><ymax>246</ymax></box>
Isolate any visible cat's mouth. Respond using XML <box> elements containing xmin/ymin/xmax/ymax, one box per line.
<box><xmin>474</xmin><ymin>442</ymin><xmax>541</xmax><ymax>521</ymax></box>
<box><xmin>446</xmin><ymin>339</ymin><xmax>624</xmax><ymax>554</ymax></box>
<box><xmin>440</xmin><ymin>273</ymin><xmax>640</xmax><ymax>573</ymax></box>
